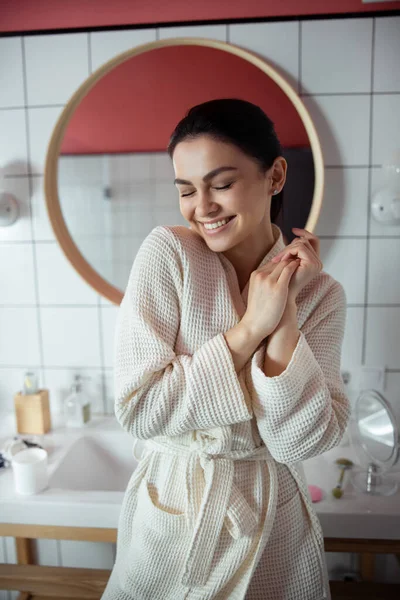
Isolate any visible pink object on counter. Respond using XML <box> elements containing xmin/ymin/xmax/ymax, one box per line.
<box><xmin>308</xmin><ymin>484</ymin><xmax>323</xmax><ymax>502</ymax></box>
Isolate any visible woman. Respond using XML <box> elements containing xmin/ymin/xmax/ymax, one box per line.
<box><xmin>102</xmin><ymin>98</ymin><xmax>350</xmax><ymax>600</ymax></box>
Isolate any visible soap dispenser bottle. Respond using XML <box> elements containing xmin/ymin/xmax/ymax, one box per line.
<box><xmin>64</xmin><ymin>375</ymin><xmax>92</xmax><ymax>428</ymax></box>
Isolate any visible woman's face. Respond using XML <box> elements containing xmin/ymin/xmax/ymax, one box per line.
<box><xmin>172</xmin><ymin>135</ymin><xmax>282</xmax><ymax>253</ymax></box>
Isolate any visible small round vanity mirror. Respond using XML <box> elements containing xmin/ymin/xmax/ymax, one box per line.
<box><xmin>44</xmin><ymin>38</ymin><xmax>324</xmax><ymax>304</ymax></box>
<box><xmin>351</xmin><ymin>389</ymin><xmax>400</xmax><ymax>496</ymax></box>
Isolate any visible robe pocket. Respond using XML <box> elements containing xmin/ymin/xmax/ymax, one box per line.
<box><xmin>139</xmin><ymin>478</ymin><xmax>189</xmax><ymax>535</ymax></box>
<box><xmin>259</xmin><ymin>491</ymin><xmax>325</xmax><ymax>600</ymax></box>
<box><xmin>116</xmin><ymin>478</ymin><xmax>191</xmax><ymax>597</ymax></box>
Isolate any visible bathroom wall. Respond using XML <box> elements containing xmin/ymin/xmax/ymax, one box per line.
<box><xmin>1</xmin><ymin>14</ymin><xmax>400</xmax><ymax>594</ymax></box>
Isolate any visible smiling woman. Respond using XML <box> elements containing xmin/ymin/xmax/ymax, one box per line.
<box><xmin>44</xmin><ymin>37</ymin><xmax>323</xmax><ymax>304</ymax></box>
<box><xmin>102</xmin><ymin>94</ymin><xmax>349</xmax><ymax>600</ymax></box>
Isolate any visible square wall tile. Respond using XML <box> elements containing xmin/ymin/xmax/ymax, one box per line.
<box><xmin>316</xmin><ymin>168</ymin><xmax>369</xmax><ymax>236</ymax></box>
<box><xmin>0</xmin><ymin>109</ymin><xmax>28</xmax><ymax>175</ymax></box>
<box><xmin>40</xmin><ymin>307</ymin><xmax>102</xmax><ymax>367</ymax></box>
<box><xmin>27</xmin><ymin>106</ymin><xmax>64</xmax><ymax>175</ymax></box>
<box><xmin>368</xmin><ymin>238</ymin><xmax>400</xmax><ymax>304</ymax></box>
<box><xmin>0</xmin><ymin>38</ymin><xmax>24</xmax><ymax>108</ymax></box>
<box><xmin>301</xmin><ymin>19</ymin><xmax>372</xmax><ymax>94</ymax></box>
<box><xmin>158</xmin><ymin>24</ymin><xmax>227</xmax><ymax>41</ymax></box>
<box><xmin>90</xmin><ymin>29</ymin><xmax>156</xmax><ymax>72</ymax></box>
<box><xmin>35</xmin><ymin>242</ymin><xmax>98</xmax><ymax>305</ymax></box>
<box><xmin>365</xmin><ymin>307</ymin><xmax>400</xmax><ymax>370</ymax></box>
<box><xmin>43</xmin><ymin>368</ymin><xmax>105</xmax><ymax>415</ymax></box>
<box><xmin>372</xmin><ymin>94</ymin><xmax>400</xmax><ymax>166</ymax></box>
<box><xmin>0</xmin><ymin>307</ymin><xmax>41</xmax><ymax>366</ymax></box>
<box><xmin>100</xmin><ymin>306</ymin><xmax>119</xmax><ymax>369</ymax></box>
<box><xmin>369</xmin><ymin>167</ymin><xmax>400</xmax><ymax>236</ymax></box>
<box><xmin>229</xmin><ymin>21</ymin><xmax>299</xmax><ymax>90</ymax></box>
<box><xmin>31</xmin><ymin>176</ymin><xmax>56</xmax><ymax>242</ymax></box>
<box><xmin>340</xmin><ymin>307</ymin><xmax>364</xmax><ymax>370</ymax></box>
<box><xmin>0</xmin><ymin>177</ymin><xmax>32</xmax><ymax>242</ymax></box>
<box><xmin>373</xmin><ymin>17</ymin><xmax>400</xmax><ymax>93</ymax></box>
<box><xmin>320</xmin><ymin>238</ymin><xmax>367</xmax><ymax>304</ymax></box>
<box><xmin>0</xmin><ymin>243</ymin><xmax>36</xmax><ymax>304</ymax></box>
<box><xmin>25</xmin><ymin>33</ymin><xmax>89</xmax><ymax>106</ymax></box>
<box><xmin>303</xmin><ymin>95</ymin><xmax>370</xmax><ymax>166</ymax></box>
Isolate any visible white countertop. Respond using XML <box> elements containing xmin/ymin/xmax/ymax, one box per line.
<box><xmin>1</xmin><ymin>413</ymin><xmax>400</xmax><ymax>540</ymax></box>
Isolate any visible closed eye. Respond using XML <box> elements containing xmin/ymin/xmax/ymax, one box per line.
<box><xmin>214</xmin><ymin>182</ymin><xmax>233</xmax><ymax>191</ymax></box>
<box><xmin>180</xmin><ymin>182</ymin><xmax>233</xmax><ymax>198</ymax></box>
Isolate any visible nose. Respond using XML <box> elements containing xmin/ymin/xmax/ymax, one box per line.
<box><xmin>194</xmin><ymin>190</ymin><xmax>219</xmax><ymax>219</ymax></box>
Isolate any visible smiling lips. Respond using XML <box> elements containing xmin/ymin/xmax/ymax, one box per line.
<box><xmin>201</xmin><ymin>216</ymin><xmax>236</xmax><ymax>231</ymax></box>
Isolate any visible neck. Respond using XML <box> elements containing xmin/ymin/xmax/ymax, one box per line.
<box><xmin>222</xmin><ymin>219</ymin><xmax>276</xmax><ymax>291</ymax></box>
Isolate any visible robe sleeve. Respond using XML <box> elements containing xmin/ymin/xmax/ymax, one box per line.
<box><xmin>246</xmin><ymin>280</ymin><xmax>350</xmax><ymax>463</ymax></box>
<box><xmin>114</xmin><ymin>226</ymin><xmax>253</xmax><ymax>439</ymax></box>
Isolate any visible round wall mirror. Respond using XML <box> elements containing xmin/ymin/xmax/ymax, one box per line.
<box><xmin>44</xmin><ymin>38</ymin><xmax>324</xmax><ymax>305</ymax></box>
<box><xmin>351</xmin><ymin>389</ymin><xmax>400</xmax><ymax>496</ymax></box>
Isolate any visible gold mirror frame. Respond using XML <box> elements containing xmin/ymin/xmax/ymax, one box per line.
<box><xmin>44</xmin><ymin>37</ymin><xmax>324</xmax><ymax>305</ymax></box>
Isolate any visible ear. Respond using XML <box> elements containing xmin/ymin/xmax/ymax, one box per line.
<box><xmin>269</xmin><ymin>156</ymin><xmax>287</xmax><ymax>194</ymax></box>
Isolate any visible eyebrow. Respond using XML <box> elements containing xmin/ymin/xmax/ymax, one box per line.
<box><xmin>174</xmin><ymin>166</ymin><xmax>238</xmax><ymax>186</ymax></box>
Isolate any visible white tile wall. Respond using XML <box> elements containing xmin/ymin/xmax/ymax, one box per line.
<box><xmin>158</xmin><ymin>24</ymin><xmax>227</xmax><ymax>41</ymax></box>
<box><xmin>229</xmin><ymin>22</ymin><xmax>300</xmax><ymax>90</ymax></box>
<box><xmin>0</xmin><ymin>243</ymin><xmax>37</xmax><ymax>304</ymax></box>
<box><xmin>40</xmin><ymin>307</ymin><xmax>102</xmax><ymax>367</ymax></box>
<box><xmin>373</xmin><ymin>16</ymin><xmax>400</xmax><ymax>93</ymax></box>
<box><xmin>35</xmin><ymin>242</ymin><xmax>99</xmax><ymax>305</ymax></box>
<box><xmin>0</xmin><ymin>307</ymin><xmax>41</xmax><ymax>366</ymax></box>
<box><xmin>90</xmin><ymin>29</ymin><xmax>157</xmax><ymax>72</ymax></box>
<box><xmin>369</xmin><ymin>166</ymin><xmax>400</xmax><ymax>236</ymax></box>
<box><xmin>0</xmin><ymin>38</ymin><xmax>24</xmax><ymax>108</ymax></box>
<box><xmin>0</xmin><ymin>109</ymin><xmax>28</xmax><ymax>175</ymax></box>
<box><xmin>0</xmin><ymin>177</ymin><xmax>32</xmax><ymax>242</ymax></box>
<box><xmin>315</xmin><ymin>168</ymin><xmax>369</xmax><ymax>237</ymax></box>
<box><xmin>301</xmin><ymin>19</ymin><xmax>372</xmax><ymax>94</ymax></box>
<box><xmin>320</xmin><ymin>238</ymin><xmax>367</xmax><ymax>304</ymax></box>
<box><xmin>371</xmin><ymin>94</ymin><xmax>400</xmax><ymax>166</ymax></box>
<box><xmin>303</xmin><ymin>95</ymin><xmax>370</xmax><ymax>166</ymax></box>
<box><xmin>24</xmin><ymin>34</ymin><xmax>90</xmax><ymax>106</ymax></box>
<box><xmin>27</xmin><ymin>106</ymin><xmax>64</xmax><ymax>174</ymax></box>
<box><xmin>1</xmin><ymin>14</ymin><xmax>400</xmax><ymax>588</ymax></box>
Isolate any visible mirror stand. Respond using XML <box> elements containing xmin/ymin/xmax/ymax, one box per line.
<box><xmin>351</xmin><ymin>462</ymin><xmax>398</xmax><ymax>496</ymax></box>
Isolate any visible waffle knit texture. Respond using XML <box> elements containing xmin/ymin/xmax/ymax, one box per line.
<box><xmin>102</xmin><ymin>223</ymin><xmax>350</xmax><ymax>600</ymax></box>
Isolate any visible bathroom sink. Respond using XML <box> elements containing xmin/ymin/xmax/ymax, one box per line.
<box><xmin>49</xmin><ymin>431</ymin><xmax>139</xmax><ymax>492</ymax></box>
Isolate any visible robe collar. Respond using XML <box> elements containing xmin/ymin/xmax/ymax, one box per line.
<box><xmin>218</xmin><ymin>223</ymin><xmax>286</xmax><ymax>318</ymax></box>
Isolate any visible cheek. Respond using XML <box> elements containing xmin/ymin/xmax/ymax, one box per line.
<box><xmin>179</xmin><ymin>199</ymin><xmax>192</xmax><ymax>222</ymax></box>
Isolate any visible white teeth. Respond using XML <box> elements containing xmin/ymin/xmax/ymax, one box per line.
<box><xmin>203</xmin><ymin>217</ymin><xmax>232</xmax><ymax>230</ymax></box>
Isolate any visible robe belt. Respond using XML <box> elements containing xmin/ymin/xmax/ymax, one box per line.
<box><xmin>144</xmin><ymin>437</ymin><xmax>277</xmax><ymax>588</ymax></box>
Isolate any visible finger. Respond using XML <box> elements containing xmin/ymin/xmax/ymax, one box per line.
<box><xmin>271</xmin><ymin>238</ymin><xmax>305</xmax><ymax>262</ymax></box>
<box><xmin>268</xmin><ymin>258</ymin><xmax>298</xmax><ymax>281</ymax></box>
<box><xmin>292</xmin><ymin>227</ymin><xmax>320</xmax><ymax>256</ymax></box>
<box><xmin>277</xmin><ymin>258</ymin><xmax>301</xmax><ymax>285</ymax></box>
<box><xmin>272</xmin><ymin>243</ymin><xmax>308</xmax><ymax>263</ymax></box>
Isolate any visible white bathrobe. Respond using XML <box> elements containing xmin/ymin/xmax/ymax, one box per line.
<box><xmin>102</xmin><ymin>223</ymin><xmax>350</xmax><ymax>600</ymax></box>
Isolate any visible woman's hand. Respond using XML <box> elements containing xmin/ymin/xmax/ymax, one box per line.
<box><xmin>241</xmin><ymin>257</ymin><xmax>301</xmax><ymax>343</ymax></box>
<box><xmin>271</xmin><ymin>227</ymin><xmax>323</xmax><ymax>302</ymax></box>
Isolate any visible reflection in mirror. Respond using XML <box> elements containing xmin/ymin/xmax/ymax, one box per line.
<box><xmin>357</xmin><ymin>392</ymin><xmax>395</xmax><ymax>463</ymax></box>
<box><xmin>56</xmin><ymin>42</ymin><xmax>317</xmax><ymax>295</ymax></box>
<box><xmin>351</xmin><ymin>389</ymin><xmax>400</xmax><ymax>496</ymax></box>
